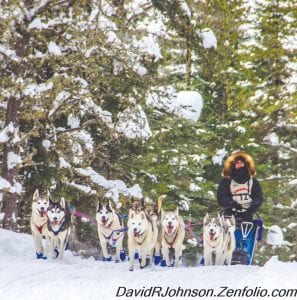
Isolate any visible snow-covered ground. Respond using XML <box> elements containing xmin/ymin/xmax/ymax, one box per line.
<box><xmin>0</xmin><ymin>229</ymin><xmax>296</xmax><ymax>300</ymax></box>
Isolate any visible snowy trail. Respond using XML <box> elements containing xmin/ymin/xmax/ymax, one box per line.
<box><xmin>0</xmin><ymin>229</ymin><xmax>296</xmax><ymax>300</ymax></box>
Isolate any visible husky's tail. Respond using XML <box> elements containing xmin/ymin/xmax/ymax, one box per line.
<box><xmin>157</xmin><ymin>195</ymin><xmax>166</xmax><ymax>215</ymax></box>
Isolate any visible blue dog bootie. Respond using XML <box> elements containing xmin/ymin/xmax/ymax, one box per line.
<box><xmin>36</xmin><ymin>252</ymin><xmax>43</xmax><ymax>259</ymax></box>
<box><xmin>120</xmin><ymin>250</ymin><xmax>126</xmax><ymax>261</ymax></box>
<box><xmin>134</xmin><ymin>251</ymin><xmax>139</xmax><ymax>260</ymax></box>
<box><xmin>103</xmin><ymin>256</ymin><xmax>112</xmax><ymax>262</ymax></box>
<box><xmin>160</xmin><ymin>259</ymin><xmax>167</xmax><ymax>267</ymax></box>
<box><xmin>154</xmin><ymin>252</ymin><xmax>161</xmax><ymax>265</ymax></box>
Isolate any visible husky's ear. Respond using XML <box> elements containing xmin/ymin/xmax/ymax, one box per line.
<box><xmin>109</xmin><ymin>200</ymin><xmax>115</xmax><ymax>211</ymax></box>
<box><xmin>129</xmin><ymin>209</ymin><xmax>135</xmax><ymax>219</ymax></box>
<box><xmin>33</xmin><ymin>189</ymin><xmax>39</xmax><ymax>201</ymax></box>
<box><xmin>60</xmin><ymin>197</ymin><xmax>66</xmax><ymax>209</ymax></box>
<box><xmin>140</xmin><ymin>211</ymin><xmax>146</xmax><ymax>220</ymax></box>
<box><xmin>96</xmin><ymin>200</ymin><xmax>102</xmax><ymax>212</ymax></box>
<box><xmin>204</xmin><ymin>213</ymin><xmax>209</xmax><ymax>223</ymax></box>
<box><xmin>46</xmin><ymin>189</ymin><xmax>50</xmax><ymax>199</ymax></box>
<box><xmin>49</xmin><ymin>196</ymin><xmax>54</xmax><ymax>205</ymax></box>
<box><xmin>175</xmin><ymin>206</ymin><xmax>179</xmax><ymax>216</ymax></box>
<box><xmin>161</xmin><ymin>209</ymin><xmax>164</xmax><ymax>220</ymax></box>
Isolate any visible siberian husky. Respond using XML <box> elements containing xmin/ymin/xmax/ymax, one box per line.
<box><xmin>222</xmin><ymin>215</ymin><xmax>236</xmax><ymax>265</ymax></box>
<box><xmin>127</xmin><ymin>209</ymin><xmax>158</xmax><ymax>271</ymax></box>
<box><xmin>46</xmin><ymin>197</ymin><xmax>72</xmax><ymax>259</ymax></box>
<box><xmin>160</xmin><ymin>207</ymin><xmax>185</xmax><ymax>267</ymax></box>
<box><xmin>203</xmin><ymin>213</ymin><xmax>225</xmax><ymax>266</ymax></box>
<box><xmin>30</xmin><ymin>189</ymin><xmax>50</xmax><ymax>259</ymax></box>
<box><xmin>96</xmin><ymin>201</ymin><xmax>125</xmax><ymax>262</ymax></box>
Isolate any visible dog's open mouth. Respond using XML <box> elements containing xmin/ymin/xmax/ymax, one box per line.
<box><xmin>101</xmin><ymin>219</ymin><xmax>108</xmax><ymax>226</ymax></box>
<box><xmin>39</xmin><ymin>211</ymin><xmax>47</xmax><ymax>217</ymax></box>
<box><xmin>134</xmin><ymin>231</ymin><xmax>141</xmax><ymax>237</ymax></box>
<box><xmin>209</xmin><ymin>232</ymin><xmax>216</xmax><ymax>241</ymax></box>
<box><xmin>52</xmin><ymin>220</ymin><xmax>59</xmax><ymax>226</ymax></box>
<box><xmin>167</xmin><ymin>225</ymin><xmax>174</xmax><ymax>234</ymax></box>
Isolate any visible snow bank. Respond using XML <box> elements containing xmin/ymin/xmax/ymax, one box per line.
<box><xmin>0</xmin><ymin>229</ymin><xmax>297</xmax><ymax>300</ymax></box>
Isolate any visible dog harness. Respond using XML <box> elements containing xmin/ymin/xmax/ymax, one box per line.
<box><xmin>48</xmin><ymin>218</ymin><xmax>66</xmax><ymax>236</ymax></box>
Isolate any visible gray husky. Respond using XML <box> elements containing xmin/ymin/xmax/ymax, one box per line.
<box><xmin>46</xmin><ymin>197</ymin><xmax>72</xmax><ymax>259</ymax></box>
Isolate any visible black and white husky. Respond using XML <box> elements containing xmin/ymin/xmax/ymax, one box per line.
<box><xmin>30</xmin><ymin>189</ymin><xmax>50</xmax><ymax>259</ymax></box>
<box><xmin>96</xmin><ymin>201</ymin><xmax>125</xmax><ymax>262</ymax></box>
<box><xmin>46</xmin><ymin>197</ymin><xmax>72</xmax><ymax>259</ymax></box>
<box><xmin>203</xmin><ymin>213</ymin><xmax>225</xmax><ymax>266</ymax></box>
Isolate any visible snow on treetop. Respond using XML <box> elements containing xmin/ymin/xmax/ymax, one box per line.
<box><xmin>147</xmin><ymin>87</ymin><xmax>203</xmax><ymax>121</ymax></box>
<box><xmin>116</xmin><ymin>104</ymin><xmax>152</xmax><ymax>140</ymax></box>
<box><xmin>75</xmin><ymin>167</ymin><xmax>142</xmax><ymax>202</ymax></box>
<box><xmin>197</xmin><ymin>28</ymin><xmax>218</xmax><ymax>49</ymax></box>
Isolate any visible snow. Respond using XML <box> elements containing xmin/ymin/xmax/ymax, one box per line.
<box><xmin>48</xmin><ymin>41</ymin><xmax>62</xmax><ymax>55</ymax></box>
<box><xmin>116</xmin><ymin>104</ymin><xmax>152</xmax><ymax>140</ymax></box>
<box><xmin>212</xmin><ymin>149</ymin><xmax>228</xmax><ymax>165</ymax></box>
<box><xmin>199</xmin><ymin>28</ymin><xmax>218</xmax><ymax>49</ymax></box>
<box><xmin>147</xmin><ymin>88</ymin><xmax>203</xmax><ymax>121</ymax></box>
<box><xmin>7</xmin><ymin>151</ymin><xmax>22</xmax><ymax>170</ymax></box>
<box><xmin>266</xmin><ymin>225</ymin><xmax>284</xmax><ymax>246</ymax></box>
<box><xmin>42</xmin><ymin>139</ymin><xmax>51</xmax><ymax>150</ymax></box>
<box><xmin>59</xmin><ymin>157</ymin><xmax>71</xmax><ymax>169</ymax></box>
<box><xmin>0</xmin><ymin>177</ymin><xmax>11</xmax><ymax>190</ymax></box>
<box><xmin>0</xmin><ymin>229</ymin><xmax>297</xmax><ymax>300</ymax></box>
<box><xmin>75</xmin><ymin>167</ymin><xmax>143</xmax><ymax>202</ymax></box>
<box><xmin>263</xmin><ymin>132</ymin><xmax>280</xmax><ymax>146</ymax></box>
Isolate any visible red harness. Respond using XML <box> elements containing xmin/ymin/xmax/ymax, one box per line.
<box><xmin>36</xmin><ymin>224</ymin><xmax>44</xmax><ymax>234</ymax></box>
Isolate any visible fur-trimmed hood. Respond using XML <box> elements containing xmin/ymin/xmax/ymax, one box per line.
<box><xmin>222</xmin><ymin>151</ymin><xmax>256</xmax><ymax>178</ymax></box>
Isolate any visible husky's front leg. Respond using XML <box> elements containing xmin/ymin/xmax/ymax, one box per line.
<box><xmin>58</xmin><ymin>237</ymin><xmax>65</xmax><ymax>259</ymax></box>
<box><xmin>47</xmin><ymin>235</ymin><xmax>55</xmax><ymax>258</ymax></box>
<box><xmin>139</xmin><ymin>249</ymin><xmax>148</xmax><ymax>269</ymax></box>
<box><xmin>174</xmin><ymin>246</ymin><xmax>182</xmax><ymax>267</ymax></box>
<box><xmin>162</xmin><ymin>246</ymin><xmax>170</xmax><ymax>267</ymax></box>
<box><xmin>128</xmin><ymin>244</ymin><xmax>135</xmax><ymax>271</ymax></box>
<box><xmin>33</xmin><ymin>233</ymin><xmax>43</xmax><ymax>256</ymax></box>
<box><xmin>99</xmin><ymin>234</ymin><xmax>110</xmax><ymax>260</ymax></box>
<box><xmin>115</xmin><ymin>235</ymin><xmax>123</xmax><ymax>262</ymax></box>
<box><xmin>203</xmin><ymin>251</ymin><xmax>212</xmax><ymax>266</ymax></box>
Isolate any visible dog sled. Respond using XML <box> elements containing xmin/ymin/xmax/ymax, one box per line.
<box><xmin>231</xmin><ymin>218</ymin><xmax>263</xmax><ymax>265</ymax></box>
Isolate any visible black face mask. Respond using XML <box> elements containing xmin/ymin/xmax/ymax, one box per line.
<box><xmin>230</xmin><ymin>165</ymin><xmax>250</xmax><ymax>183</ymax></box>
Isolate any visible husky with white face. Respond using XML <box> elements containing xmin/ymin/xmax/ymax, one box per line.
<box><xmin>127</xmin><ymin>209</ymin><xmax>158</xmax><ymax>271</ymax></box>
<box><xmin>46</xmin><ymin>197</ymin><xmax>72</xmax><ymax>259</ymax></box>
<box><xmin>160</xmin><ymin>207</ymin><xmax>185</xmax><ymax>267</ymax></box>
<box><xmin>96</xmin><ymin>201</ymin><xmax>124</xmax><ymax>262</ymax></box>
<box><xmin>203</xmin><ymin>213</ymin><xmax>225</xmax><ymax>266</ymax></box>
<box><xmin>30</xmin><ymin>189</ymin><xmax>50</xmax><ymax>259</ymax></box>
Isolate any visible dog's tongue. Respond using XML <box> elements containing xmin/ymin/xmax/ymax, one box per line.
<box><xmin>39</xmin><ymin>211</ymin><xmax>46</xmax><ymax>217</ymax></box>
<box><xmin>210</xmin><ymin>232</ymin><xmax>215</xmax><ymax>241</ymax></box>
<box><xmin>134</xmin><ymin>231</ymin><xmax>140</xmax><ymax>237</ymax></box>
<box><xmin>167</xmin><ymin>226</ymin><xmax>174</xmax><ymax>234</ymax></box>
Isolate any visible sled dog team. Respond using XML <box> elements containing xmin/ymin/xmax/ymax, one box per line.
<box><xmin>31</xmin><ymin>190</ymin><xmax>235</xmax><ymax>269</ymax></box>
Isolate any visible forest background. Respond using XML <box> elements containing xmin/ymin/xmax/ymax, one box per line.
<box><xmin>0</xmin><ymin>0</ymin><xmax>296</xmax><ymax>264</ymax></box>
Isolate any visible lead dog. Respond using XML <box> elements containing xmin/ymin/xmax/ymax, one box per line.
<box><xmin>30</xmin><ymin>189</ymin><xmax>50</xmax><ymax>259</ymax></box>
<box><xmin>160</xmin><ymin>207</ymin><xmax>185</xmax><ymax>267</ymax></box>
<box><xmin>46</xmin><ymin>197</ymin><xmax>72</xmax><ymax>259</ymax></box>
<box><xmin>127</xmin><ymin>209</ymin><xmax>158</xmax><ymax>271</ymax></box>
<box><xmin>203</xmin><ymin>213</ymin><xmax>225</xmax><ymax>266</ymax></box>
<box><xmin>96</xmin><ymin>201</ymin><xmax>125</xmax><ymax>262</ymax></box>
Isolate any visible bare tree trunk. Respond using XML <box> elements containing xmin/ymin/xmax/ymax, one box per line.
<box><xmin>1</xmin><ymin>95</ymin><xmax>22</xmax><ymax>232</ymax></box>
